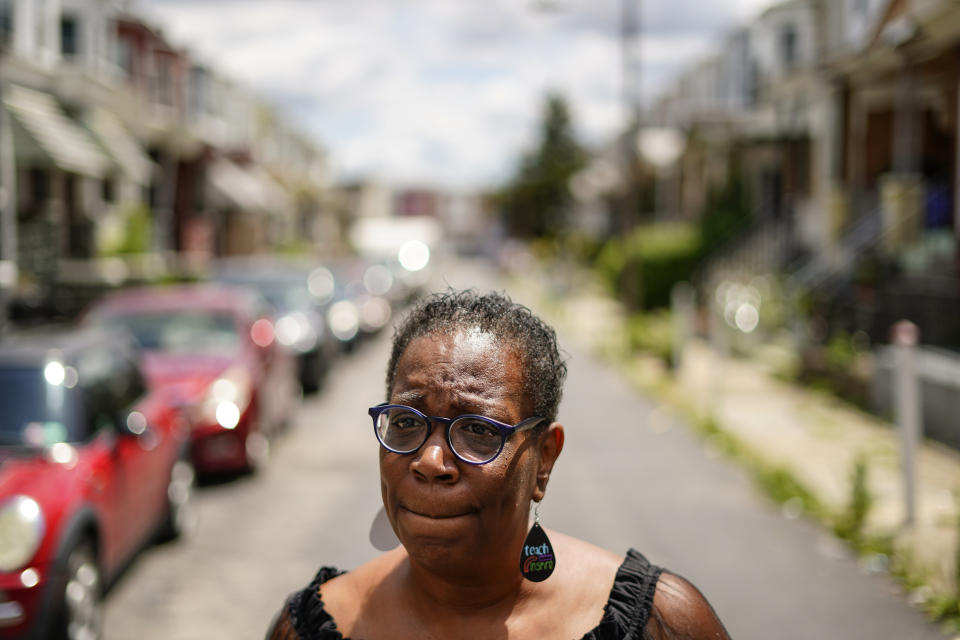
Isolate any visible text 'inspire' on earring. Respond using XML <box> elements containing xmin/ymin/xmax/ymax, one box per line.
<box><xmin>520</xmin><ymin>503</ymin><xmax>556</xmax><ymax>582</ymax></box>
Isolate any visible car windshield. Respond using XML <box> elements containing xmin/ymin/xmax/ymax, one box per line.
<box><xmin>103</xmin><ymin>311</ymin><xmax>241</xmax><ymax>353</ymax></box>
<box><xmin>259</xmin><ymin>282</ymin><xmax>313</xmax><ymax>312</ymax></box>
<box><xmin>220</xmin><ymin>276</ymin><xmax>312</xmax><ymax>312</ymax></box>
<box><xmin>0</xmin><ymin>367</ymin><xmax>82</xmax><ymax>446</ymax></box>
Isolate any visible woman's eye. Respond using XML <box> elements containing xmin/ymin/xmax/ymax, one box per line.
<box><xmin>391</xmin><ymin>416</ymin><xmax>421</xmax><ymax>430</ymax></box>
<box><xmin>460</xmin><ymin>421</ymin><xmax>499</xmax><ymax>438</ymax></box>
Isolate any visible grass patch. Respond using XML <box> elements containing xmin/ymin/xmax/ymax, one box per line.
<box><xmin>755</xmin><ymin>466</ymin><xmax>826</xmax><ymax>521</ymax></box>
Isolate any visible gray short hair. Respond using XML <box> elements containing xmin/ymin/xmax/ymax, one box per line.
<box><xmin>386</xmin><ymin>289</ymin><xmax>567</xmax><ymax>424</ymax></box>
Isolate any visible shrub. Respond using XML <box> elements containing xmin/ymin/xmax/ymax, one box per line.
<box><xmin>100</xmin><ymin>204</ymin><xmax>152</xmax><ymax>256</ymax></box>
<box><xmin>594</xmin><ymin>223</ymin><xmax>702</xmax><ymax>311</ymax></box>
<box><xmin>797</xmin><ymin>330</ymin><xmax>872</xmax><ymax>409</ymax></box>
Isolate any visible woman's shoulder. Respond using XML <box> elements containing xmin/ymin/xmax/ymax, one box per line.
<box><xmin>316</xmin><ymin>550</ymin><xmax>405</xmax><ymax>635</ymax></box>
<box><xmin>265</xmin><ymin>552</ymin><xmax>403</xmax><ymax>640</ymax></box>
<box><xmin>266</xmin><ymin>566</ymin><xmax>346</xmax><ymax>640</ymax></box>
<box><xmin>553</xmin><ymin>538</ymin><xmax>730</xmax><ymax>640</ymax></box>
<box><xmin>646</xmin><ymin>571</ymin><xmax>731</xmax><ymax>640</ymax></box>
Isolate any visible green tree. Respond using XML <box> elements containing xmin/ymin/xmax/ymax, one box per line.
<box><xmin>497</xmin><ymin>94</ymin><xmax>587</xmax><ymax>239</ymax></box>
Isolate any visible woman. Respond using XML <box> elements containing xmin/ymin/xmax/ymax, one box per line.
<box><xmin>268</xmin><ymin>290</ymin><xmax>730</xmax><ymax>639</ymax></box>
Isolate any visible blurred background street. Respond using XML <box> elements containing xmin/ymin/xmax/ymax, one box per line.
<box><xmin>3</xmin><ymin>0</ymin><xmax>960</xmax><ymax>638</ymax></box>
<box><xmin>100</xmin><ymin>256</ymin><xmax>946</xmax><ymax>640</ymax></box>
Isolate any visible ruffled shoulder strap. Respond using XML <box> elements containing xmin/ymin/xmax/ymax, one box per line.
<box><xmin>285</xmin><ymin>567</ymin><xmax>348</xmax><ymax>640</ymax></box>
<box><xmin>589</xmin><ymin>549</ymin><xmax>663</xmax><ymax>640</ymax></box>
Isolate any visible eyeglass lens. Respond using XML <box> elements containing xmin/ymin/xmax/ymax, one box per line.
<box><xmin>375</xmin><ymin>406</ymin><xmax>504</xmax><ymax>463</ymax></box>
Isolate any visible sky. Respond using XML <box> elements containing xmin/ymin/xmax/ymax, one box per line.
<box><xmin>140</xmin><ymin>0</ymin><xmax>774</xmax><ymax>191</ymax></box>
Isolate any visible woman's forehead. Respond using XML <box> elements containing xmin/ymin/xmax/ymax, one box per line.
<box><xmin>399</xmin><ymin>328</ymin><xmax>516</xmax><ymax>366</ymax></box>
<box><xmin>455</xmin><ymin>324</ymin><xmax>498</xmax><ymax>352</ymax></box>
<box><xmin>393</xmin><ymin>331</ymin><xmax>527</xmax><ymax>413</ymax></box>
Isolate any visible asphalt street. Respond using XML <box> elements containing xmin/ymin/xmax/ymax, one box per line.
<box><xmin>101</xmin><ymin>260</ymin><xmax>950</xmax><ymax>639</ymax></box>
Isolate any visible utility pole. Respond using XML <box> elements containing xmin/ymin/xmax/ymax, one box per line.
<box><xmin>618</xmin><ymin>0</ymin><xmax>642</xmax><ymax>233</ymax></box>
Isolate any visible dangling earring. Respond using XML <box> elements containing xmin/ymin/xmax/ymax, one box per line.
<box><xmin>369</xmin><ymin>506</ymin><xmax>400</xmax><ymax>551</ymax></box>
<box><xmin>520</xmin><ymin>502</ymin><xmax>556</xmax><ymax>582</ymax></box>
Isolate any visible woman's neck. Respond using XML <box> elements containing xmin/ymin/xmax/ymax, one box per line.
<box><xmin>402</xmin><ymin>549</ymin><xmax>538</xmax><ymax>617</ymax></box>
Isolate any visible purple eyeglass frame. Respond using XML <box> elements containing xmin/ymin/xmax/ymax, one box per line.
<box><xmin>368</xmin><ymin>403</ymin><xmax>544</xmax><ymax>465</ymax></box>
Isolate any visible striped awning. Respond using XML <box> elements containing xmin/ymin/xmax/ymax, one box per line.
<box><xmin>84</xmin><ymin>108</ymin><xmax>155</xmax><ymax>185</ymax></box>
<box><xmin>209</xmin><ymin>159</ymin><xmax>292</xmax><ymax>214</ymax></box>
<box><xmin>3</xmin><ymin>85</ymin><xmax>111</xmax><ymax>178</ymax></box>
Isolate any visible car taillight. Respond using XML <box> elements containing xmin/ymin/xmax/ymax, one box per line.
<box><xmin>250</xmin><ymin>318</ymin><xmax>275</xmax><ymax>347</ymax></box>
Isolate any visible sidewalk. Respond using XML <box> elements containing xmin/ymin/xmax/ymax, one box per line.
<box><xmin>510</xmin><ymin>266</ymin><xmax>960</xmax><ymax>602</ymax></box>
<box><xmin>678</xmin><ymin>339</ymin><xmax>960</xmax><ymax>596</ymax></box>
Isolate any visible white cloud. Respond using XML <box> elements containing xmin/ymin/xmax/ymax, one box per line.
<box><xmin>140</xmin><ymin>0</ymin><xmax>777</xmax><ymax>189</ymax></box>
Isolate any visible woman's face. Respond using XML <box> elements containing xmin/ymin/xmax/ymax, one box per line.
<box><xmin>380</xmin><ymin>329</ymin><xmax>549</xmax><ymax>574</ymax></box>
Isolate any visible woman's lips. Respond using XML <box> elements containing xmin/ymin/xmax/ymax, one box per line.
<box><xmin>399</xmin><ymin>505</ymin><xmax>476</xmax><ymax>519</ymax></box>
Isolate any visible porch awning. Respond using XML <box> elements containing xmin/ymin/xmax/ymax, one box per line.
<box><xmin>3</xmin><ymin>84</ymin><xmax>111</xmax><ymax>178</ymax></box>
<box><xmin>83</xmin><ymin>108</ymin><xmax>155</xmax><ymax>185</ymax></box>
<box><xmin>208</xmin><ymin>159</ymin><xmax>292</xmax><ymax>214</ymax></box>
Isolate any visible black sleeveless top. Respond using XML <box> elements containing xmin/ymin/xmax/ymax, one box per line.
<box><xmin>276</xmin><ymin>549</ymin><xmax>663</xmax><ymax>640</ymax></box>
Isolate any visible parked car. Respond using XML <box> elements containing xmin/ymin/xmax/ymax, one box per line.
<box><xmin>0</xmin><ymin>326</ymin><xmax>193</xmax><ymax>640</ymax></box>
<box><xmin>83</xmin><ymin>284</ymin><xmax>299</xmax><ymax>475</ymax></box>
<box><xmin>212</xmin><ymin>259</ymin><xmax>340</xmax><ymax>394</ymax></box>
<box><xmin>323</xmin><ymin>257</ymin><xmax>396</xmax><ymax>344</ymax></box>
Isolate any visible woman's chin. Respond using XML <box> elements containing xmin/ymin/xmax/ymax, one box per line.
<box><xmin>397</xmin><ymin>508</ymin><xmax>477</xmax><ymax>542</ymax></box>
<box><xmin>396</xmin><ymin>510</ymin><xmax>481</xmax><ymax>565</ymax></box>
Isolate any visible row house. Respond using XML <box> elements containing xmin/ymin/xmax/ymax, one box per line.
<box><xmin>824</xmin><ymin>0</ymin><xmax>960</xmax><ymax>252</ymax></box>
<box><xmin>111</xmin><ymin>11</ymin><xmax>307</xmax><ymax>264</ymax></box>
<box><xmin>0</xmin><ymin>0</ymin><xmax>144</xmax><ymax>293</ymax></box>
<box><xmin>0</xmin><ymin>0</ymin><xmax>330</xmax><ymax>315</ymax></box>
<box><xmin>652</xmin><ymin>0</ymin><xmax>960</xmax><ymax>346</ymax></box>
<box><xmin>821</xmin><ymin>0</ymin><xmax>960</xmax><ymax>345</ymax></box>
<box><xmin>652</xmin><ymin>0</ymin><xmax>824</xmax><ymax>239</ymax></box>
<box><xmin>245</xmin><ymin>106</ymin><xmax>334</xmax><ymax>256</ymax></box>
<box><xmin>652</xmin><ymin>27</ymin><xmax>759</xmax><ymax>227</ymax></box>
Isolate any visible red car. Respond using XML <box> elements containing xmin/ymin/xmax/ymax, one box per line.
<box><xmin>0</xmin><ymin>326</ymin><xmax>193</xmax><ymax>640</ymax></box>
<box><xmin>83</xmin><ymin>284</ymin><xmax>299</xmax><ymax>475</ymax></box>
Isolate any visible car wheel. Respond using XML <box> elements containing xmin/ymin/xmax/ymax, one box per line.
<box><xmin>157</xmin><ymin>458</ymin><xmax>197</xmax><ymax>541</ymax></box>
<box><xmin>60</xmin><ymin>541</ymin><xmax>102</xmax><ymax>640</ymax></box>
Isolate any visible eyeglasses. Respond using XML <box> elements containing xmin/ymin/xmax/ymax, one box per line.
<box><xmin>368</xmin><ymin>403</ymin><xmax>544</xmax><ymax>465</ymax></box>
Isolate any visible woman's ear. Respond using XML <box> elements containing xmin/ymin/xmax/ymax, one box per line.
<box><xmin>533</xmin><ymin>422</ymin><xmax>564</xmax><ymax>501</ymax></box>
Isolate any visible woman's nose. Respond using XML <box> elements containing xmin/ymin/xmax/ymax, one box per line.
<box><xmin>410</xmin><ymin>424</ymin><xmax>459</xmax><ymax>483</ymax></box>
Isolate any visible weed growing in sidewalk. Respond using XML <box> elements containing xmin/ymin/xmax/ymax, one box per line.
<box><xmin>833</xmin><ymin>455</ymin><xmax>873</xmax><ymax>545</ymax></box>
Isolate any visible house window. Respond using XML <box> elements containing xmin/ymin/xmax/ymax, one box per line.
<box><xmin>19</xmin><ymin>168</ymin><xmax>49</xmax><ymax>220</ymax></box>
<box><xmin>117</xmin><ymin>37</ymin><xmax>133</xmax><ymax>78</ymax></box>
<box><xmin>102</xmin><ymin>177</ymin><xmax>115</xmax><ymax>204</ymax></box>
<box><xmin>156</xmin><ymin>58</ymin><xmax>173</xmax><ymax>107</ymax></box>
<box><xmin>747</xmin><ymin>60</ymin><xmax>760</xmax><ymax>106</ymax></box>
<box><xmin>61</xmin><ymin>14</ymin><xmax>80</xmax><ymax>57</ymax></box>
<box><xmin>34</xmin><ymin>0</ymin><xmax>46</xmax><ymax>51</ymax></box>
<box><xmin>190</xmin><ymin>66</ymin><xmax>207</xmax><ymax>116</ymax></box>
<box><xmin>0</xmin><ymin>0</ymin><xmax>12</xmax><ymax>44</ymax></box>
<box><xmin>781</xmin><ymin>25</ymin><xmax>798</xmax><ymax>70</ymax></box>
